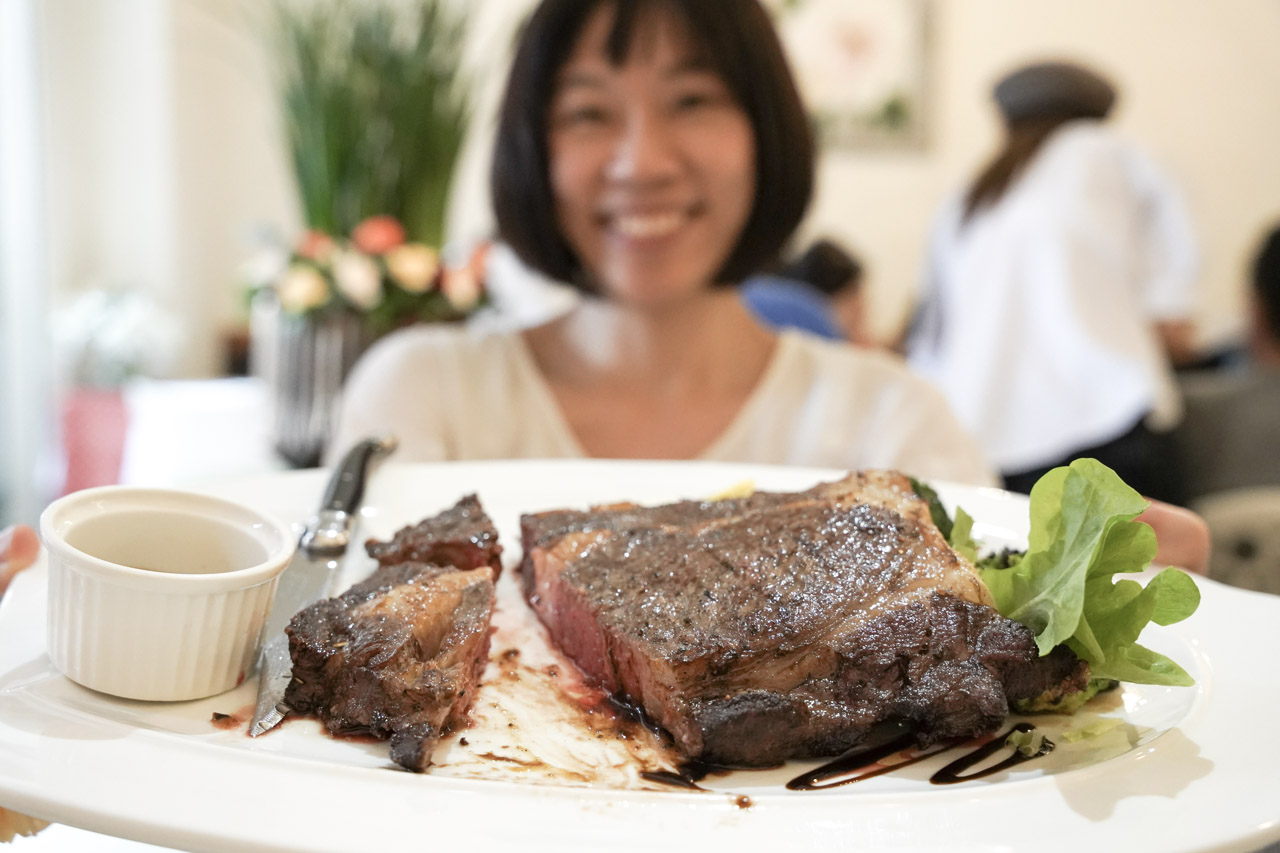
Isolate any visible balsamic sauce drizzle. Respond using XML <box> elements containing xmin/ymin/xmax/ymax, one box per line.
<box><xmin>784</xmin><ymin>722</ymin><xmax>1055</xmax><ymax>791</ymax></box>
<box><xmin>785</xmin><ymin>731</ymin><xmax>949</xmax><ymax>791</ymax></box>
<box><xmin>641</xmin><ymin>757</ymin><xmax>754</xmax><ymax>791</ymax></box>
<box><xmin>640</xmin><ymin>770</ymin><xmax>704</xmax><ymax>790</ymax></box>
<box><xmin>930</xmin><ymin>723</ymin><xmax>1054</xmax><ymax>785</ymax></box>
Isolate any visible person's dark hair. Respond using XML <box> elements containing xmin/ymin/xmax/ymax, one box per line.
<box><xmin>1253</xmin><ymin>224</ymin><xmax>1280</xmax><ymax>341</ymax></box>
<box><xmin>490</xmin><ymin>0</ymin><xmax>814</xmax><ymax>292</ymax></box>
<box><xmin>963</xmin><ymin>116</ymin><xmax>1080</xmax><ymax>222</ymax></box>
<box><xmin>964</xmin><ymin>61</ymin><xmax>1117</xmax><ymax>222</ymax></box>
<box><xmin>777</xmin><ymin>239</ymin><xmax>863</xmax><ymax>297</ymax></box>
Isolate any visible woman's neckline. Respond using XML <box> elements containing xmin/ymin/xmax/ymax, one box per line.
<box><xmin>510</xmin><ymin>325</ymin><xmax>800</xmax><ymax>461</ymax></box>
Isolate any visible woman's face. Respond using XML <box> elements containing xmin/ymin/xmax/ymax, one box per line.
<box><xmin>547</xmin><ymin>5</ymin><xmax>756</xmax><ymax>307</ymax></box>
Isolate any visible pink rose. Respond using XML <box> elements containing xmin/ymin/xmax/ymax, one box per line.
<box><xmin>296</xmin><ymin>230</ymin><xmax>335</xmax><ymax>262</ymax></box>
<box><xmin>351</xmin><ymin>216</ymin><xmax>406</xmax><ymax>255</ymax></box>
<box><xmin>441</xmin><ymin>264</ymin><xmax>482</xmax><ymax>313</ymax></box>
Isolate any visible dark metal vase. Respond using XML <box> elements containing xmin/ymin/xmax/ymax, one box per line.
<box><xmin>250</xmin><ymin>291</ymin><xmax>368</xmax><ymax>468</ymax></box>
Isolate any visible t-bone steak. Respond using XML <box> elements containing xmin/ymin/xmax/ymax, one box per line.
<box><xmin>519</xmin><ymin>471</ymin><xmax>1086</xmax><ymax>766</ymax></box>
<box><xmin>285</xmin><ymin>495</ymin><xmax>502</xmax><ymax>772</ymax></box>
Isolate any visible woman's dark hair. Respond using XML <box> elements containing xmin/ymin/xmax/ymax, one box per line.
<box><xmin>962</xmin><ymin>116</ymin><xmax>1078</xmax><ymax>221</ymax></box>
<box><xmin>1253</xmin><ymin>224</ymin><xmax>1280</xmax><ymax>341</ymax></box>
<box><xmin>490</xmin><ymin>0</ymin><xmax>814</xmax><ymax>292</ymax></box>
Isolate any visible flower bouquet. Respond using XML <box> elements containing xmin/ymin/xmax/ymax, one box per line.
<box><xmin>255</xmin><ymin>215</ymin><xmax>486</xmax><ymax>339</ymax></box>
<box><xmin>250</xmin><ymin>0</ymin><xmax>475</xmax><ymax>466</ymax></box>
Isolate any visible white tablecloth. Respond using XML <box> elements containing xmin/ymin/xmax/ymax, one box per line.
<box><xmin>119</xmin><ymin>377</ymin><xmax>290</xmax><ymax>487</ymax></box>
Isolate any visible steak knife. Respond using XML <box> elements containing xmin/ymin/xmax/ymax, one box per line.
<box><xmin>249</xmin><ymin>434</ymin><xmax>397</xmax><ymax>737</ymax></box>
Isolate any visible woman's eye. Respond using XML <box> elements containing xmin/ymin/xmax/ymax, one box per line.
<box><xmin>674</xmin><ymin>93</ymin><xmax>713</xmax><ymax>111</ymax></box>
<box><xmin>556</xmin><ymin>104</ymin><xmax>611</xmax><ymax>128</ymax></box>
<box><xmin>670</xmin><ymin>84</ymin><xmax>733</xmax><ymax>114</ymax></box>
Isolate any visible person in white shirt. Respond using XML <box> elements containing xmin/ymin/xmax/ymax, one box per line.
<box><xmin>906</xmin><ymin>60</ymin><xmax>1199</xmax><ymax>502</ymax></box>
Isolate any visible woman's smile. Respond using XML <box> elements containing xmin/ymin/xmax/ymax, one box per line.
<box><xmin>604</xmin><ymin>207</ymin><xmax>696</xmax><ymax>241</ymax></box>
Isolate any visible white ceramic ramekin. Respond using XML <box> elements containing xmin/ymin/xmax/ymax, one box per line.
<box><xmin>40</xmin><ymin>486</ymin><xmax>296</xmax><ymax>701</ymax></box>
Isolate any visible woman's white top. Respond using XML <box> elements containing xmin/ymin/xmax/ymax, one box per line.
<box><xmin>907</xmin><ymin>121</ymin><xmax>1198</xmax><ymax>473</ymax></box>
<box><xmin>331</xmin><ymin>324</ymin><xmax>996</xmax><ymax>486</ymax></box>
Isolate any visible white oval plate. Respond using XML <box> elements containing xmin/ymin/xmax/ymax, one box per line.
<box><xmin>1</xmin><ymin>460</ymin><xmax>1277</xmax><ymax>852</ymax></box>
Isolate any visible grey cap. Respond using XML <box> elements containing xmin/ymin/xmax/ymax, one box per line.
<box><xmin>993</xmin><ymin>61</ymin><xmax>1117</xmax><ymax>123</ymax></box>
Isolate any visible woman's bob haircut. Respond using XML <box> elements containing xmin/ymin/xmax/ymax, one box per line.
<box><xmin>490</xmin><ymin>0</ymin><xmax>815</xmax><ymax>292</ymax></box>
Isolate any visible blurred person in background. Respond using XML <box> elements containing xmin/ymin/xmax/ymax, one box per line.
<box><xmin>905</xmin><ymin>60</ymin><xmax>1199</xmax><ymax>503</ymax></box>
<box><xmin>1175</xmin><ymin>222</ymin><xmax>1280</xmax><ymax>501</ymax></box>
<box><xmin>741</xmin><ymin>238</ymin><xmax>871</xmax><ymax>345</ymax></box>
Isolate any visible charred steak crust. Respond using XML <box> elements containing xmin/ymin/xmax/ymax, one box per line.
<box><xmin>286</xmin><ymin>496</ymin><xmax>503</xmax><ymax>772</ymax></box>
<box><xmin>366</xmin><ymin>493</ymin><xmax>503</xmax><ymax>578</ymax></box>
<box><xmin>518</xmin><ymin>471</ymin><xmax>1086</xmax><ymax>766</ymax></box>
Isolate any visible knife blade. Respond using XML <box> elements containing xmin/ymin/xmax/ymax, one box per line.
<box><xmin>249</xmin><ymin>434</ymin><xmax>397</xmax><ymax>737</ymax></box>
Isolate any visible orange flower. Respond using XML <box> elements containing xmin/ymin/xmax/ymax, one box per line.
<box><xmin>351</xmin><ymin>216</ymin><xmax>405</xmax><ymax>255</ymax></box>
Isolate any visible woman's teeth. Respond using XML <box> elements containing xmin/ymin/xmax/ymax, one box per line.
<box><xmin>613</xmin><ymin>212</ymin><xmax>684</xmax><ymax>239</ymax></box>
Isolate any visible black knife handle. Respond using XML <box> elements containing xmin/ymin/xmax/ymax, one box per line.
<box><xmin>301</xmin><ymin>435</ymin><xmax>397</xmax><ymax>557</ymax></box>
<box><xmin>322</xmin><ymin>435</ymin><xmax>398</xmax><ymax>511</ymax></box>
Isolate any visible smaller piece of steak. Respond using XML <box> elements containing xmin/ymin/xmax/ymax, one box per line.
<box><xmin>366</xmin><ymin>493</ymin><xmax>503</xmax><ymax>578</ymax></box>
<box><xmin>286</xmin><ymin>496</ymin><xmax>502</xmax><ymax>772</ymax></box>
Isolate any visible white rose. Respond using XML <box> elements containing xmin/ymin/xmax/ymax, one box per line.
<box><xmin>385</xmin><ymin>243</ymin><xmax>439</xmax><ymax>293</ymax></box>
<box><xmin>239</xmin><ymin>247</ymin><xmax>289</xmax><ymax>287</ymax></box>
<box><xmin>332</xmin><ymin>249</ymin><xmax>383</xmax><ymax>310</ymax></box>
<box><xmin>276</xmin><ymin>264</ymin><xmax>330</xmax><ymax>312</ymax></box>
<box><xmin>442</xmin><ymin>265</ymin><xmax>482</xmax><ymax>313</ymax></box>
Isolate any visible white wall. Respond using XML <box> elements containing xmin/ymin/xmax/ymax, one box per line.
<box><xmin>40</xmin><ymin>0</ymin><xmax>298</xmax><ymax>379</ymax></box>
<box><xmin>37</xmin><ymin>0</ymin><xmax>1280</xmax><ymax>374</ymax></box>
<box><xmin>1</xmin><ymin>0</ymin><xmax>59</xmax><ymax>522</ymax></box>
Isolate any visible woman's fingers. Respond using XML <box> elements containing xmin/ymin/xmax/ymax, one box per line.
<box><xmin>0</xmin><ymin>524</ymin><xmax>41</xmax><ymax>596</ymax></box>
<box><xmin>1136</xmin><ymin>501</ymin><xmax>1211</xmax><ymax>575</ymax></box>
<box><xmin>0</xmin><ymin>806</ymin><xmax>51</xmax><ymax>842</ymax></box>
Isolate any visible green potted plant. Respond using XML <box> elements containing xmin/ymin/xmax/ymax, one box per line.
<box><xmin>249</xmin><ymin>0</ymin><xmax>479</xmax><ymax>467</ymax></box>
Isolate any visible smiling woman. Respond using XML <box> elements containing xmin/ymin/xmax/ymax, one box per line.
<box><xmin>492</xmin><ymin>0</ymin><xmax>811</xmax><ymax>296</ymax></box>
<box><xmin>329</xmin><ymin>0</ymin><xmax>993</xmax><ymax>485</ymax></box>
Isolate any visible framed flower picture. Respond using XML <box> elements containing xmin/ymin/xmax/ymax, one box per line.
<box><xmin>767</xmin><ymin>0</ymin><xmax>930</xmax><ymax>150</ymax></box>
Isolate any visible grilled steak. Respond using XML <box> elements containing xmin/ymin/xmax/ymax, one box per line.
<box><xmin>366</xmin><ymin>493</ymin><xmax>503</xmax><ymax>578</ymax></box>
<box><xmin>519</xmin><ymin>471</ymin><xmax>1086</xmax><ymax>766</ymax></box>
<box><xmin>285</xmin><ymin>496</ymin><xmax>502</xmax><ymax>772</ymax></box>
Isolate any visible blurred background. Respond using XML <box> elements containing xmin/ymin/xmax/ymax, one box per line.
<box><xmin>2</xmin><ymin>0</ymin><xmax>1279</xmax><ymax>525</ymax></box>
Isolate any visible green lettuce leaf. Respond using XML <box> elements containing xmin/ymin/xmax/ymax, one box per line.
<box><xmin>949</xmin><ymin>506</ymin><xmax>978</xmax><ymax>563</ymax></box>
<box><xmin>909</xmin><ymin>476</ymin><xmax>978</xmax><ymax>561</ymax></box>
<box><xmin>909</xmin><ymin>477</ymin><xmax>954</xmax><ymax>539</ymax></box>
<box><xmin>976</xmin><ymin>458</ymin><xmax>1199</xmax><ymax>686</ymax></box>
